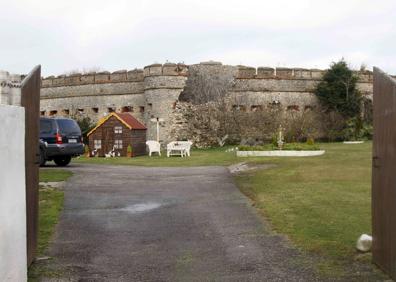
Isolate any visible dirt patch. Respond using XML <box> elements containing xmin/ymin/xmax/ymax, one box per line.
<box><xmin>39</xmin><ymin>181</ymin><xmax>66</xmax><ymax>189</ymax></box>
<box><xmin>228</xmin><ymin>162</ymin><xmax>276</xmax><ymax>175</ymax></box>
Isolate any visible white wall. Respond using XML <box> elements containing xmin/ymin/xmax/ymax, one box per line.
<box><xmin>0</xmin><ymin>104</ymin><xmax>27</xmax><ymax>282</ymax></box>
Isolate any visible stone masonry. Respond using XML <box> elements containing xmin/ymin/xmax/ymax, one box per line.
<box><xmin>40</xmin><ymin>61</ymin><xmax>378</xmax><ymax>145</ymax></box>
<box><xmin>0</xmin><ymin>71</ymin><xmax>22</xmax><ymax>106</ymax></box>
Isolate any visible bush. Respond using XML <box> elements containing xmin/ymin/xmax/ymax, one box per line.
<box><xmin>71</xmin><ymin>116</ymin><xmax>95</xmax><ymax>145</ymax></box>
<box><xmin>342</xmin><ymin>117</ymin><xmax>373</xmax><ymax>141</ymax></box>
<box><xmin>271</xmin><ymin>135</ymin><xmax>278</xmax><ymax>147</ymax></box>
<box><xmin>320</xmin><ymin>110</ymin><xmax>346</xmax><ymax>142</ymax></box>
<box><xmin>283</xmin><ymin>110</ymin><xmax>322</xmax><ymax>143</ymax></box>
<box><xmin>282</xmin><ymin>143</ymin><xmax>321</xmax><ymax>151</ymax></box>
<box><xmin>306</xmin><ymin>138</ymin><xmax>315</xmax><ymax>146</ymax></box>
<box><xmin>361</xmin><ymin>123</ymin><xmax>373</xmax><ymax>140</ymax></box>
<box><xmin>238</xmin><ymin>145</ymin><xmax>272</xmax><ymax>151</ymax></box>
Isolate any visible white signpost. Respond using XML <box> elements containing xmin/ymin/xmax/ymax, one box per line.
<box><xmin>150</xmin><ymin>117</ymin><xmax>164</xmax><ymax>142</ymax></box>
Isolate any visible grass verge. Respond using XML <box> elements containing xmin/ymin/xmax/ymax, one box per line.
<box><xmin>75</xmin><ymin>146</ymin><xmax>241</xmax><ymax>167</ymax></box>
<box><xmin>39</xmin><ymin>169</ymin><xmax>73</xmax><ymax>182</ymax></box>
<box><xmin>28</xmin><ymin>169</ymin><xmax>72</xmax><ymax>281</ymax></box>
<box><xmin>35</xmin><ymin>143</ymin><xmax>385</xmax><ymax>279</ymax></box>
<box><xmin>236</xmin><ymin>142</ymin><xmax>385</xmax><ymax>279</ymax></box>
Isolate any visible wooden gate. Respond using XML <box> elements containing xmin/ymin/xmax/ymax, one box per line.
<box><xmin>372</xmin><ymin>67</ymin><xmax>396</xmax><ymax>278</ymax></box>
<box><xmin>21</xmin><ymin>65</ymin><xmax>41</xmax><ymax>265</ymax></box>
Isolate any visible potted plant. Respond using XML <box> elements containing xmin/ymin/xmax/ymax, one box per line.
<box><xmin>127</xmin><ymin>144</ymin><xmax>133</xmax><ymax>158</ymax></box>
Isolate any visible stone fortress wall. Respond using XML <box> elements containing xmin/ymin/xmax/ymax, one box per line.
<box><xmin>40</xmin><ymin>61</ymin><xmax>378</xmax><ymax>145</ymax></box>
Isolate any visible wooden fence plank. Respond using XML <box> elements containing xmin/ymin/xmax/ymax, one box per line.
<box><xmin>372</xmin><ymin>67</ymin><xmax>396</xmax><ymax>278</ymax></box>
<box><xmin>21</xmin><ymin>65</ymin><xmax>41</xmax><ymax>265</ymax></box>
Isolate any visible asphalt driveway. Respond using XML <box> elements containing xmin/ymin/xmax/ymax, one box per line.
<box><xmin>45</xmin><ymin>164</ymin><xmax>318</xmax><ymax>281</ymax></box>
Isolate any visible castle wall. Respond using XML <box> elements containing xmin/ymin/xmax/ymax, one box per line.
<box><xmin>143</xmin><ymin>63</ymin><xmax>188</xmax><ymax>142</ymax></box>
<box><xmin>226</xmin><ymin>66</ymin><xmax>373</xmax><ymax>116</ymax></box>
<box><xmin>40</xmin><ymin>71</ymin><xmax>146</xmax><ymax>122</ymax></box>
<box><xmin>40</xmin><ymin>93</ymin><xmax>146</xmax><ymax>122</ymax></box>
<box><xmin>39</xmin><ymin>62</ymin><xmax>376</xmax><ymax>147</ymax></box>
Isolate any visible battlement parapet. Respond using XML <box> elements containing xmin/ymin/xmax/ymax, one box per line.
<box><xmin>143</xmin><ymin>63</ymin><xmax>188</xmax><ymax>77</ymax></box>
<box><xmin>41</xmin><ymin>69</ymin><xmax>145</xmax><ymax>88</ymax></box>
<box><xmin>256</xmin><ymin>67</ymin><xmax>275</xmax><ymax>78</ymax></box>
<box><xmin>41</xmin><ymin>62</ymin><xmax>378</xmax><ymax>89</ymax></box>
<box><xmin>236</xmin><ymin>66</ymin><xmax>256</xmax><ymax>79</ymax></box>
<box><xmin>276</xmin><ymin>67</ymin><xmax>294</xmax><ymax>79</ymax></box>
<box><xmin>236</xmin><ymin>65</ymin><xmax>374</xmax><ymax>82</ymax></box>
<box><xmin>199</xmin><ymin>61</ymin><xmax>222</xmax><ymax>66</ymax></box>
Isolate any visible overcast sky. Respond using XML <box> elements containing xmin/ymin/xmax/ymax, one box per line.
<box><xmin>2</xmin><ymin>0</ymin><xmax>395</xmax><ymax>76</ymax></box>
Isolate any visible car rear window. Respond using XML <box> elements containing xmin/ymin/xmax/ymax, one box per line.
<box><xmin>40</xmin><ymin>119</ymin><xmax>54</xmax><ymax>134</ymax></box>
<box><xmin>57</xmin><ymin>119</ymin><xmax>81</xmax><ymax>135</ymax></box>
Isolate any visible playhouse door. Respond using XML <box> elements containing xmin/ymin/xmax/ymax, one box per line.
<box><xmin>102</xmin><ymin>126</ymin><xmax>114</xmax><ymax>155</ymax></box>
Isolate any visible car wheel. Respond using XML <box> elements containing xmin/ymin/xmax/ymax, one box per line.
<box><xmin>54</xmin><ymin>156</ymin><xmax>72</xmax><ymax>167</ymax></box>
<box><xmin>39</xmin><ymin>149</ymin><xmax>46</xmax><ymax>167</ymax></box>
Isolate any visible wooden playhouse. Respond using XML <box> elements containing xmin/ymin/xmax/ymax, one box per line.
<box><xmin>87</xmin><ymin>112</ymin><xmax>147</xmax><ymax>157</ymax></box>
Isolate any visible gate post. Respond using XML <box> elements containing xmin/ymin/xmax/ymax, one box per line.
<box><xmin>372</xmin><ymin>67</ymin><xmax>396</xmax><ymax>278</ymax></box>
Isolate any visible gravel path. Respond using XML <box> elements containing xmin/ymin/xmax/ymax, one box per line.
<box><xmin>44</xmin><ymin>164</ymin><xmax>319</xmax><ymax>281</ymax></box>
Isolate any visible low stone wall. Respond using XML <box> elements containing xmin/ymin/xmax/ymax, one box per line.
<box><xmin>237</xmin><ymin>150</ymin><xmax>326</xmax><ymax>157</ymax></box>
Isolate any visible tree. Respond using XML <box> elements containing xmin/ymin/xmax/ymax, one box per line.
<box><xmin>178</xmin><ymin>64</ymin><xmax>236</xmax><ymax>146</ymax></box>
<box><xmin>315</xmin><ymin>59</ymin><xmax>361</xmax><ymax>118</ymax></box>
<box><xmin>70</xmin><ymin>114</ymin><xmax>95</xmax><ymax>145</ymax></box>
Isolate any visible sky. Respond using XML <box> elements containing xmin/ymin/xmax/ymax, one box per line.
<box><xmin>1</xmin><ymin>0</ymin><xmax>396</xmax><ymax>76</ymax></box>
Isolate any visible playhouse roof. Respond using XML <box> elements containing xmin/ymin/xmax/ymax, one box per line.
<box><xmin>87</xmin><ymin>112</ymin><xmax>146</xmax><ymax>136</ymax></box>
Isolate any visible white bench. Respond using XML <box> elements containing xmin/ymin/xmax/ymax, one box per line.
<box><xmin>146</xmin><ymin>140</ymin><xmax>161</xmax><ymax>156</ymax></box>
<box><xmin>167</xmin><ymin>141</ymin><xmax>192</xmax><ymax>157</ymax></box>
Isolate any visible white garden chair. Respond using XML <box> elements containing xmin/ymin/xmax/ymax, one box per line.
<box><xmin>146</xmin><ymin>140</ymin><xmax>161</xmax><ymax>156</ymax></box>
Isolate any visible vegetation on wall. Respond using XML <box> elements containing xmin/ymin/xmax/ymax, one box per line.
<box><xmin>178</xmin><ymin>64</ymin><xmax>236</xmax><ymax>146</ymax></box>
<box><xmin>315</xmin><ymin>60</ymin><xmax>373</xmax><ymax>141</ymax></box>
<box><xmin>174</xmin><ymin>60</ymin><xmax>375</xmax><ymax>145</ymax></box>
<box><xmin>315</xmin><ymin>60</ymin><xmax>361</xmax><ymax>118</ymax></box>
<box><xmin>176</xmin><ymin>64</ymin><xmax>323</xmax><ymax>146</ymax></box>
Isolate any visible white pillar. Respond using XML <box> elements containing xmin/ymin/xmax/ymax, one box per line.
<box><xmin>0</xmin><ymin>104</ymin><xmax>27</xmax><ymax>282</ymax></box>
<box><xmin>156</xmin><ymin>120</ymin><xmax>160</xmax><ymax>142</ymax></box>
<box><xmin>0</xmin><ymin>69</ymin><xmax>26</xmax><ymax>281</ymax></box>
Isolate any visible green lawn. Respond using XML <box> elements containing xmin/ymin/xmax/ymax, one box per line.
<box><xmin>75</xmin><ymin>146</ymin><xmax>241</xmax><ymax>167</ymax></box>
<box><xmin>236</xmin><ymin>142</ymin><xmax>383</xmax><ymax>278</ymax></box>
<box><xmin>36</xmin><ymin>143</ymin><xmax>383</xmax><ymax>279</ymax></box>
<box><xmin>29</xmin><ymin>169</ymin><xmax>73</xmax><ymax>281</ymax></box>
<box><xmin>37</xmin><ymin>169</ymin><xmax>72</xmax><ymax>254</ymax></box>
<box><xmin>39</xmin><ymin>169</ymin><xmax>73</xmax><ymax>182</ymax></box>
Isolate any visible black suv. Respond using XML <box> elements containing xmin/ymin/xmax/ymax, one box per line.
<box><xmin>39</xmin><ymin>117</ymin><xmax>84</xmax><ymax>166</ymax></box>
